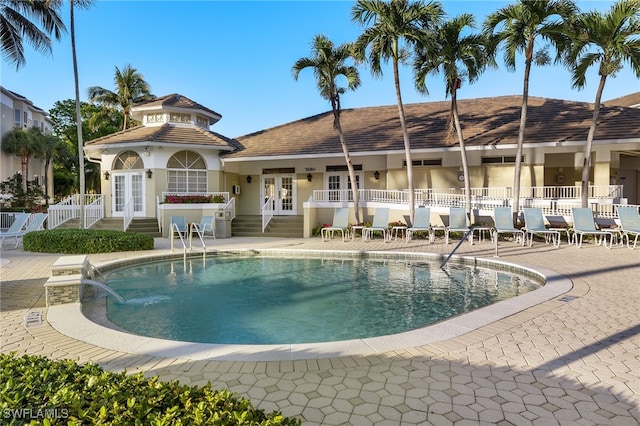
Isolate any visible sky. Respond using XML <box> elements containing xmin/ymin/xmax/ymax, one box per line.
<box><xmin>2</xmin><ymin>0</ymin><xmax>638</xmax><ymax>138</ymax></box>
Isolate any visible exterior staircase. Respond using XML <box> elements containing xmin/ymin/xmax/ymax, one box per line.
<box><xmin>232</xmin><ymin>215</ymin><xmax>303</xmax><ymax>238</ymax></box>
<box><xmin>56</xmin><ymin>217</ymin><xmax>161</xmax><ymax>237</ymax></box>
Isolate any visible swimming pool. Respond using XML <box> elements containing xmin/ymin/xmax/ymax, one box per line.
<box><xmin>89</xmin><ymin>252</ymin><xmax>541</xmax><ymax>345</ymax></box>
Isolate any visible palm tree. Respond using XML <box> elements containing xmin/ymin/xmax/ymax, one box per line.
<box><xmin>0</xmin><ymin>0</ymin><xmax>65</xmax><ymax>69</ymax></box>
<box><xmin>414</xmin><ymin>14</ymin><xmax>492</xmax><ymax>220</ymax></box>
<box><xmin>70</xmin><ymin>0</ymin><xmax>94</xmax><ymax>227</ymax></box>
<box><xmin>483</xmin><ymin>0</ymin><xmax>577</xmax><ymax>223</ymax></box>
<box><xmin>567</xmin><ymin>0</ymin><xmax>640</xmax><ymax>208</ymax></box>
<box><xmin>352</xmin><ymin>0</ymin><xmax>443</xmax><ymax>224</ymax></box>
<box><xmin>293</xmin><ymin>34</ymin><xmax>363</xmax><ymax>224</ymax></box>
<box><xmin>87</xmin><ymin>64</ymin><xmax>154</xmax><ymax>131</ymax></box>
<box><xmin>36</xmin><ymin>131</ymin><xmax>62</xmax><ymax>205</ymax></box>
<box><xmin>1</xmin><ymin>127</ymin><xmax>45</xmax><ymax>192</ymax></box>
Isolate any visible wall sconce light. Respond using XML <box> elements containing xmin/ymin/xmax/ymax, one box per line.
<box><xmin>103</xmin><ymin>171</ymin><xmax>110</xmax><ymax>180</ymax></box>
<box><xmin>307</xmin><ymin>173</ymin><xmax>312</xmax><ymax>182</ymax></box>
<box><xmin>374</xmin><ymin>171</ymin><xmax>380</xmax><ymax>180</ymax></box>
<box><xmin>146</xmin><ymin>169</ymin><xmax>152</xmax><ymax>178</ymax></box>
<box><xmin>246</xmin><ymin>175</ymin><xmax>252</xmax><ymax>184</ymax></box>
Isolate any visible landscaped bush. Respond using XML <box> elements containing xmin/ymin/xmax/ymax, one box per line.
<box><xmin>22</xmin><ymin>229</ymin><xmax>154</xmax><ymax>254</ymax></box>
<box><xmin>164</xmin><ymin>195</ymin><xmax>214</xmax><ymax>204</ymax></box>
<box><xmin>0</xmin><ymin>353</ymin><xmax>300</xmax><ymax>425</ymax></box>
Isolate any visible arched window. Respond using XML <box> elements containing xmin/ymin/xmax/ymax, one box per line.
<box><xmin>113</xmin><ymin>151</ymin><xmax>144</xmax><ymax>170</ymax></box>
<box><xmin>167</xmin><ymin>151</ymin><xmax>207</xmax><ymax>192</ymax></box>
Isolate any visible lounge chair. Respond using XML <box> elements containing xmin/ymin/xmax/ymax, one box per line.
<box><xmin>321</xmin><ymin>207</ymin><xmax>350</xmax><ymax>242</ymax></box>
<box><xmin>445</xmin><ymin>208</ymin><xmax>471</xmax><ymax>244</ymax></box>
<box><xmin>0</xmin><ymin>212</ymin><xmax>31</xmax><ymax>248</ymax></box>
<box><xmin>491</xmin><ymin>207</ymin><xmax>525</xmax><ymax>245</ymax></box>
<box><xmin>406</xmin><ymin>207</ymin><xmax>432</xmax><ymax>243</ymax></box>
<box><xmin>193</xmin><ymin>215</ymin><xmax>215</xmax><ymax>239</ymax></box>
<box><xmin>617</xmin><ymin>206</ymin><xmax>640</xmax><ymax>249</ymax></box>
<box><xmin>522</xmin><ymin>208</ymin><xmax>560</xmax><ymax>248</ymax></box>
<box><xmin>571</xmin><ymin>208</ymin><xmax>613</xmax><ymax>249</ymax></box>
<box><xmin>169</xmin><ymin>216</ymin><xmax>187</xmax><ymax>237</ymax></box>
<box><xmin>363</xmin><ymin>208</ymin><xmax>389</xmax><ymax>242</ymax></box>
<box><xmin>1</xmin><ymin>213</ymin><xmax>48</xmax><ymax>248</ymax></box>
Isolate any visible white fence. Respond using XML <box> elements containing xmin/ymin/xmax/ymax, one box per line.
<box><xmin>47</xmin><ymin>194</ymin><xmax>104</xmax><ymax>229</ymax></box>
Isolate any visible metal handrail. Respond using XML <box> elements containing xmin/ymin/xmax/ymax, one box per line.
<box><xmin>440</xmin><ymin>226</ymin><xmax>477</xmax><ymax>269</ymax></box>
<box><xmin>122</xmin><ymin>197</ymin><xmax>134</xmax><ymax>231</ymax></box>
<box><xmin>170</xmin><ymin>222</ymin><xmax>187</xmax><ymax>260</ymax></box>
<box><xmin>188</xmin><ymin>223</ymin><xmax>207</xmax><ymax>260</ymax></box>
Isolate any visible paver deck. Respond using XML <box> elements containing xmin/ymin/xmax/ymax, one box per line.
<box><xmin>1</xmin><ymin>236</ymin><xmax>639</xmax><ymax>425</ymax></box>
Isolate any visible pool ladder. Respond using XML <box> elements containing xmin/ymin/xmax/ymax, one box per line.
<box><xmin>440</xmin><ymin>226</ymin><xmax>499</xmax><ymax>269</ymax></box>
<box><xmin>170</xmin><ymin>223</ymin><xmax>207</xmax><ymax>260</ymax></box>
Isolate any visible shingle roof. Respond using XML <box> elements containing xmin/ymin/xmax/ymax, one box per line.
<box><xmin>85</xmin><ymin>123</ymin><xmax>239</xmax><ymax>149</ymax></box>
<box><xmin>225</xmin><ymin>96</ymin><xmax>640</xmax><ymax>159</ymax></box>
<box><xmin>132</xmin><ymin>93</ymin><xmax>221</xmax><ymax>119</ymax></box>
<box><xmin>604</xmin><ymin>92</ymin><xmax>640</xmax><ymax>108</ymax></box>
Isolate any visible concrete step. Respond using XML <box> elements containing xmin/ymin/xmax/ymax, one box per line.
<box><xmin>232</xmin><ymin>215</ymin><xmax>303</xmax><ymax>238</ymax></box>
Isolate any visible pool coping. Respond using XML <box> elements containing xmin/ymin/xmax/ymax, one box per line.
<box><xmin>46</xmin><ymin>249</ymin><xmax>573</xmax><ymax>361</ymax></box>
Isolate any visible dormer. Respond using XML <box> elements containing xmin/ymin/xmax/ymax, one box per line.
<box><xmin>130</xmin><ymin>93</ymin><xmax>222</xmax><ymax>129</ymax></box>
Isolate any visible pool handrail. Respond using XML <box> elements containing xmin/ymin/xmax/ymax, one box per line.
<box><xmin>189</xmin><ymin>222</ymin><xmax>207</xmax><ymax>259</ymax></box>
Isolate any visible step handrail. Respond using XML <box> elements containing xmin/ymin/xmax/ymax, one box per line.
<box><xmin>170</xmin><ymin>222</ymin><xmax>187</xmax><ymax>261</ymax></box>
<box><xmin>188</xmin><ymin>223</ymin><xmax>207</xmax><ymax>260</ymax></box>
<box><xmin>440</xmin><ymin>226</ymin><xmax>477</xmax><ymax>269</ymax></box>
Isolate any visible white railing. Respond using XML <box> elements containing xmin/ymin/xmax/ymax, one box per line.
<box><xmin>47</xmin><ymin>194</ymin><xmax>104</xmax><ymax>229</ymax></box>
<box><xmin>262</xmin><ymin>197</ymin><xmax>274</xmax><ymax>232</ymax></box>
<box><xmin>224</xmin><ymin>197</ymin><xmax>236</xmax><ymax>221</ymax></box>
<box><xmin>123</xmin><ymin>198</ymin><xmax>134</xmax><ymax>231</ymax></box>
<box><xmin>0</xmin><ymin>212</ymin><xmax>25</xmax><ymax>230</ymax></box>
<box><xmin>519</xmin><ymin>185</ymin><xmax>623</xmax><ymax>199</ymax></box>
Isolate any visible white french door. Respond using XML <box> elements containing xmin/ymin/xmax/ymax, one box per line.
<box><xmin>111</xmin><ymin>172</ymin><xmax>145</xmax><ymax>217</ymax></box>
<box><xmin>326</xmin><ymin>172</ymin><xmax>361</xmax><ymax>201</ymax></box>
<box><xmin>261</xmin><ymin>174</ymin><xmax>296</xmax><ymax>215</ymax></box>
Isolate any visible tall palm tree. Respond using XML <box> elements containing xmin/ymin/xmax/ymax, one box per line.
<box><xmin>1</xmin><ymin>127</ymin><xmax>45</xmax><ymax>192</ymax></box>
<box><xmin>414</xmin><ymin>14</ymin><xmax>492</xmax><ymax>220</ymax></box>
<box><xmin>292</xmin><ymin>34</ymin><xmax>363</xmax><ymax>224</ymax></box>
<box><xmin>352</xmin><ymin>0</ymin><xmax>443</xmax><ymax>224</ymax></box>
<box><xmin>36</xmin><ymin>131</ymin><xmax>62</xmax><ymax>205</ymax></box>
<box><xmin>87</xmin><ymin>64</ymin><xmax>154</xmax><ymax>131</ymax></box>
<box><xmin>567</xmin><ymin>0</ymin><xmax>640</xmax><ymax>208</ymax></box>
<box><xmin>483</xmin><ymin>0</ymin><xmax>577</xmax><ymax>223</ymax></box>
<box><xmin>70</xmin><ymin>0</ymin><xmax>94</xmax><ymax>228</ymax></box>
<box><xmin>0</xmin><ymin>0</ymin><xmax>65</xmax><ymax>69</ymax></box>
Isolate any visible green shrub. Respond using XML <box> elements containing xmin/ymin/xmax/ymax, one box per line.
<box><xmin>0</xmin><ymin>353</ymin><xmax>300</xmax><ymax>425</ymax></box>
<box><xmin>23</xmin><ymin>229</ymin><xmax>154</xmax><ymax>254</ymax></box>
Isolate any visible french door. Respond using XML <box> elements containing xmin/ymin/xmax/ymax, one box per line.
<box><xmin>111</xmin><ymin>172</ymin><xmax>145</xmax><ymax>217</ymax></box>
<box><xmin>261</xmin><ymin>174</ymin><xmax>296</xmax><ymax>215</ymax></box>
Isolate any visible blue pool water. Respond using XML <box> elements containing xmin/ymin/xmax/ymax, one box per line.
<box><xmin>101</xmin><ymin>256</ymin><xmax>540</xmax><ymax>345</ymax></box>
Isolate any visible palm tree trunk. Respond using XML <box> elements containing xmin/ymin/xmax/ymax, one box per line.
<box><xmin>71</xmin><ymin>1</ymin><xmax>85</xmax><ymax>228</ymax></box>
<box><xmin>581</xmin><ymin>74</ymin><xmax>607</xmax><ymax>208</ymax></box>
<box><xmin>21</xmin><ymin>156</ymin><xmax>29</xmax><ymax>192</ymax></box>
<box><xmin>392</xmin><ymin>44</ymin><xmax>415</xmax><ymax>224</ymax></box>
<box><xmin>451</xmin><ymin>92</ymin><xmax>471</xmax><ymax>222</ymax></box>
<box><xmin>334</xmin><ymin>116</ymin><xmax>361</xmax><ymax>224</ymax></box>
<box><xmin>44</xmin><ymin>156</ymin><xmax>51</xmax><ymax>205</ymax></box>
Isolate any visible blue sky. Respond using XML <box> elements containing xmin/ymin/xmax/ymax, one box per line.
<box><xmin>2</xmin><ymin>0</ymin><xmax>638</xmax><ymax>138</ymax></box>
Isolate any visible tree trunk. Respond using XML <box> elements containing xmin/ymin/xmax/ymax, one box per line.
<box><xmin>21</xmin><ymin>156</ymin><xmax>29</xmax><ymax>193</ymax></box>
<box><xmin>581</xmin><ymin>74</ymin><xmax>607</xmax><ymax>208</ymax></box>
<box><xmin>71</xmin><ymin>1</ymin><xmax>86</xmax><ymax>228</ymax></box>
<box><xmin>393</xmin><ymin>41</ymin><xmax>415</xmax><ymax>224</ymax></box>
<box><xmin>334</xmin><ymin>115</ymin><xmax>360</xmax><ymax>224</ymax></box>
<box><xmin>451</xmin><ymin>91</ymin><xmax>471</xmax><ymax>222</ymax></box>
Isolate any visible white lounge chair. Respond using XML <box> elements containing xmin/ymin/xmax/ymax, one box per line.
<box><xmin>571</xmin><ymin>208</ymin><xmax>613</xmax><ymax>249</ymax></box>
<box><xmin>363</xmin><ymin>208</ymin><xmax>389</xmax><ymax>242</ymax></box>
<box><xmin>617</xmin><ymin>206</ymin><xmax>640</xmax><ymax>249</ymax></box>
<box><xmin>321</xmin><ymin>207</ymin><xmax>350</xmax><ymax>242</ymax></box>
<box><xmin>492</xmin><ymin>207</ymin><xmax>525</xmax><ymax>245</ymax></box>
<box><xmin>406</xmin><ymin>207</ymin><xmax>432</xmax><ymax>243</ymax></box>
<box><xmin>1</xmin><ymin>213</ymin><xmax>48</xmax><ymax>248</ymax></box>
<box><xmin>0</xmin><ymin>212</ymin><xmax>31</xmax><ymax>248</ymax></box>
<box><xmin>445</xmin><ymin>208</ymin><xmax>471</xmax><ymax>244</ymax></box>
<box><xmin>193</xmin><ymin>215</ymin><xmax>215</xmax><ymax>239</ymax></box>
<box><xmin>523</xmin><ymin>208</ymin><xmax>560</xmax><ymax>248</ymax></box>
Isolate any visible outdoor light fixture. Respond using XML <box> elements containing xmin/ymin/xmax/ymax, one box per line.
<box><xmin>103</xmin><ymin>171</ymin><xmax>110</xmax><ymax>180</ymax></box>
<box><xmin>374</xmin><ymin>171</ymin><xmax>380</xmax><ymax>180</ymax></box>
<box><xmin>307</xmin><ymin>173</ymin><xmax>312</xmax><ymax>182</ymax></box>
<box><xmin>146</xmin><ymin>169</ymin><xmax>153</xmax><ymax>178</ymax></box>
<box><xmin>246</xmin><ymin>175</ymin><xmax>252</xmax><ymax>184</ymax></box>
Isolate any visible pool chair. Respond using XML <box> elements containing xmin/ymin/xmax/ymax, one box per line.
<box><xmin>193</xmin><ymin>215</ymin><xmax>215</xmax><ymax>239</ymax></box>
<box><xmin>522</xmin><ymin>208</ymin><xmax>560</xmax><ymax>248</ymax></box>
<box><xmin>169</xmin><ymin>216</ymin><xmax>187</xmax><ymax>237</ymax></box>
<box><xmin>321</xmin><ymin>207</ymin><xmax>350</xmax><ymax>242</ymax></box>
<box><xmin>571</xmin><ymin>208</ymin><xmax>613</xmax><ymax>249</ymax></box>
<box><xmin>445</xmin><ymin>207</ymin><xmax>471</xmax><ymax>245</ymax></box>
<box><xmin>406</xmin><ymin>207</ymin><xmax>433</xmax><ymax>243</ymax></box>
<box><xmin>491</xmin><ymin>207</ymin><xmax>525</xmax><ymax>245</ymax></box>
<box><xmin>363</xmin><ymin>208</ymin><xmax>389</xmax><ymax>242</ymax></box>
<box><xmin>617</xmin><ymin>206</ymin><xmax>640</xmax><ymax>249</ymax></box>
<box><xmin>0</xmin><ymin>212</ymin><xmax>31</xmax><ymax>248</ymax></box>
<box><xmin>1</xmin><ymin>213</ymin><xmax>48</xmax><ymax>248</ymax></box>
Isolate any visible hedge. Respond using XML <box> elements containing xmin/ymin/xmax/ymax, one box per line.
<box><xmin>0</xmin><ymin>353</ymin><xmax>301</xmax><ymax>425</ymax></box>
<box><xmin>22</xmin><ymin>229</ymin><xmax>154</xmax><ymax>254</ymax></box>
